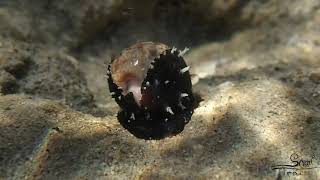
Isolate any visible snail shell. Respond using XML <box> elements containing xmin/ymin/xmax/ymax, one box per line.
<box><xmin>107</xmin><ymin>42</ymin><xmax>195</xmax><ymax>140</ymax></box>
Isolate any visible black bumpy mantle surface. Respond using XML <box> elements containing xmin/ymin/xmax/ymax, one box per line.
<box><xmin>107</xmin><ymin>49</ymin><xmax>195</xmax><ymax>140</ymax></box>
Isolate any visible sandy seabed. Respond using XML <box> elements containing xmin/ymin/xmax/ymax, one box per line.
<box><xmin>0</xmin><ymin>0</ymin><xmax>320</xmax><ymax>179</ymax></box>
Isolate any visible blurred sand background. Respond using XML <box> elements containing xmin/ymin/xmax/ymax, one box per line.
<box><xmin>0</xmin><ymin>0</ymin><xmax>320</xmax><ymax>179</ymax></box>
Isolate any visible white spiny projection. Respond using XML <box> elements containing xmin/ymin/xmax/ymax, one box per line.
<box><xmin>130</xmin><ymin>113</ymin><xmax>135</xmax><ymax>120</ymax></box>
<box><xmin>171</xmin><ymin>47</ymin><xmax>177</xmax><ymax>54</ymax></box>
<box><xmin>180</xmin><ymin>93</ymin><xmax>188</xmax><ymax>97</ymax></box>
<box><xmin>178</xmin><ymin>47</ymin><xmax>189</xmax><ymax>57</ymax></box>
<box><xmin>180</xmin><ymin>66</ymin><xmax>190</xmax><ymax>74</ymax></box>
<box><xmin>133</xmin><ymin>59</ymin><xmax>139</xmax><ymax>66</ymax></box>
<box><xmin>166</xmin><ymin>106</ymin><xmax>174</xmax><ymax>115</ymax></box>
